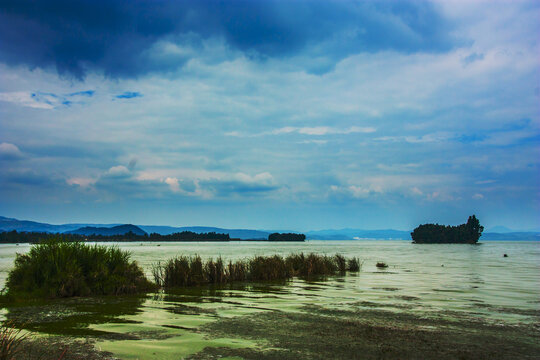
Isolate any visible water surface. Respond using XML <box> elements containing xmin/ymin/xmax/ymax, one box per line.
<box><xmin>1</xmin><ymin>240</ymin><xmax>538</xmax><ymax>359</ymax></box>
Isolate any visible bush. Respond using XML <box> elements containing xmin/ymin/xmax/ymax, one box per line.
<box><xmin>4</xmin><ymin>238</ymin><xmax>154</xmax><ymax>298</ymax></box>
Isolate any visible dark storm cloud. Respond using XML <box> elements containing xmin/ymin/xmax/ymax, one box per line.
<box><xmin>0</xmin><ymin>0</ymin><xmax>459</xmax><ymax>79</ymax></box>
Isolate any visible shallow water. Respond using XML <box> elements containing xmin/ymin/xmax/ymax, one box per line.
<box><xmin>1</xmin><ymin>240</ymin><xmax>539</xmax><ymax>359</ymax></box>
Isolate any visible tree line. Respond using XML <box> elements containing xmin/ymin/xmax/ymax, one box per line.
<box><xmin>268</xmin><ymin>233</ymin><xmax>306</xmax><ymax>241</ymax></box>
<box><xmin>0</xmin><ymin>230</ymin><xmax>230</xmax><ymax>243</ymax></box>
<box><xmin>0</xmin><ymin>230</ymin><xmax>307</xmax><ymax>243</ymax></box>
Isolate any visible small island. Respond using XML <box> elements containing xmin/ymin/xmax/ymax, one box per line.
<box><xmin>268</xmin><ymin>233</ymin><xmax>306</xmax><ymax>242</ymax></box>
<box><xmin>411</xmin><ymin>215</ymin><xmax>484</xmax><ymax>244</ymax></box>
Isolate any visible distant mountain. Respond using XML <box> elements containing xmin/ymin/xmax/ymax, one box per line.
<box><xmin>0</xmin><ymin>216</ymin><xmax>120</xmax><ymax>233</ymax></box>
<box><xmin>487</xmin><ymin>226</ymin><xmax>516</xmax><ymax>233</ymax></box>
<box><xmin>140</xmin><ymin>225</ymin><xmax>269</xmax><ymax>240</ymax></box>
<box><xmin>306</xmin><ymin>228</ymin><xmax>411</xmax><ymax>240</ymax></box>
<box><xmin>2</xmin><ymin>216</ymin><xmax>539</xmax><ymax>241</ymax></box>
<box><xmin>0</xmin><ymin>215</ymin><xmax>67</xmax><ymax>233</ymax></box>
<box><xmin>67</xmin><ymin>224</ymin><xmax>147</xmax><ymax>236</ymax></box>
<box><xmin>481</xmin><ymin>232</ymin><xmax>540</xmax><ymax>241</ymax></box>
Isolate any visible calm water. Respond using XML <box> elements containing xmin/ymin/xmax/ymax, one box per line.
<box><xmin>0</xmin><ymin>240</ymin><xmax>539</xmax><ymax>359</ymax></box>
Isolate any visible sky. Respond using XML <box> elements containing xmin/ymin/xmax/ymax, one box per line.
<box><xmin>0</xmin><ymin>0</ymin><xmax>539</xmax><ymax>231</ymax></box>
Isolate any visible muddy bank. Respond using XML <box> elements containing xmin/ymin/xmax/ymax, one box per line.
<box><xmin>12</xmin><ymin>336</ymin><xmax>115</xmax><ymax>360</ymax></box>
<box><xmin>189</xmin><ymin>305</ymin><xmax>540</xmax><ymax>359</ymax></box>
<box><xmin>6</xmin><ymin>302</ymin><xmax>540</xmax><ymax>359</ymax></box>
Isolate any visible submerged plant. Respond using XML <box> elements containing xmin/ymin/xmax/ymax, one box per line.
<box><xmin>4</xmin><ymin>238</ymin><xmax>155</xmax><ymax>299</ymax></box>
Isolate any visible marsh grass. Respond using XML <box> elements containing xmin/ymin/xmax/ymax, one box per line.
<box><xmin>155</xmin><ymin>253</ymin><xmax>361</xmax><ymax>288</ymax></box>
<box><xmin>0</xmin><ymin>321</ymin><xmax>27</xmax><ymax>360</ymax></box>
<box><xmin>4</xmin><ymin>238</ymin><xmax>155</xmax><ymax>299</ymax></box>
<box><xmin>347</xmin><ymin>258</ymin><xmax>362</xmax><ymax>272</ymax></box>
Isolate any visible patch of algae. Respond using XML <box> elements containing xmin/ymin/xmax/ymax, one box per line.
<box><xmin>91</xmin><ymin>296</ymin><xmax>261</xmax><ymax>359</ymax></box>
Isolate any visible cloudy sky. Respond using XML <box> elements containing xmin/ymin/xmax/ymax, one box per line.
<box><xmin>0</xmin><ymin>0</ymin><xmax>538</xmax><ymax>231</ymax></box>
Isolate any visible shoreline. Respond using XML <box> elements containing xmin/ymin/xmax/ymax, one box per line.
<box><xmin>7</xmin><ymin>302</ymin><xmax>539</xmax><ymax>360</ymax></box>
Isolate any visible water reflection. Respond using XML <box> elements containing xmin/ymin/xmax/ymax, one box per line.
<box><xmin>4</xmin><ymin>295</ymin><xmax>147</xmax><ymax>337</ymax></box>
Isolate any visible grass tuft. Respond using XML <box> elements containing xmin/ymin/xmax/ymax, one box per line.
<box><xmin>4</xmin><ymin>237</ymin><xmax>155</xmax><ymax>299</ymax></box>
<box><xmin>347</xmin><ymin>258</ymin><xmax>362</xmax><ymax>272</ymax></box>
<box><xmin>0</xmin><ymin>321</ymin><xmax>27</xmax><ymax>360</ymax></box>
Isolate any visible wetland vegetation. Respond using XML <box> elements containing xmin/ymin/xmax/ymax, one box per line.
<box><xmin>1</xmin><ymin>239</ymin><xmax>360</xmax><ymax>300</ymax></box>
<box><xmin>153</xmin><ymin>253</ymin><xmax>361</xmax><ymax>288</ymax></box>
<box><xmin>2</xmin><ymin>239</ymin><xmax>154</xmax><ymax>299</ymax></box>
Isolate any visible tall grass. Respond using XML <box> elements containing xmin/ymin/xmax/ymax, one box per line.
<box><xmin>4</xmin><ymin>238</ymin><xmax>155</xmax><ymax>298</ymax></box>
<box><xmin>0</xmin><ymin>321</ymin><xmax>27</xmax><ymax>360</ymax></box>
<box><xmin>154</xmin><ymin>253</ymin><xmax>361</xmax><ymax>288</ymax></box>
<box><xmin>4</xmin><ymin>238</ymin><xmax>362</xmax><ymax>298</ymax></box>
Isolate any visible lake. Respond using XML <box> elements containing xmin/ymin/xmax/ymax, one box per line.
<box><xmin>0</xmin><ymin>240</ymin><xmax>538</xmax><ymax>359</ymax></box>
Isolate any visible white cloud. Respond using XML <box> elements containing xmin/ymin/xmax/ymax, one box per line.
<box><xmin>0</xmin><ymin>92</ymin><xmax>54</xmax><ymax>109</ymax></box>
<box><xmin>106</xmin><ymin>165</ymin><xmax>131</xmax><ymax>177</ymax></box>
<box><xmin>0</xmin><ymin>142</ymin><xmax>23</xmax><ymax>159</ymax></box>
<box><xmin>164</xmin><ymin>177</ymin><xmax>180</xmax><ymax>192</ymax></box>
<box><xmin>228</xmin><ymin>126</ymin><xmax>377</xmax><ymax>137</ymax></box>
<box><xmin>66</xmin><ymin>177</ymin><xmax>96</xmax><ymax>188</ymax></box>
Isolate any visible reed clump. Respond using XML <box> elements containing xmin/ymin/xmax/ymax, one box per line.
<box><xmin>4</xmin><ymin>238</ymin><xmax>155</xmax><ymax>299</ymax></box>
<box><xmin>0</xmin><ymin>321</ymin><xmax>27</xmax><ymax>360</ymax></box>
<box><xmin>155</xmin><ymin>253</ymin><xmax>361</xmax><ymax>288</ymax></box>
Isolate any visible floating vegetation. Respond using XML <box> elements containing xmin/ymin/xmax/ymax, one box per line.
<box><xmin>154</xmin><ymin>253</ymin><xmax>361</xmax><ymax>288</ymax></box>
<box><xmin>3</xmin><ymin>238</ymin><xmax>155</xmax><ymax>299</ymax></box>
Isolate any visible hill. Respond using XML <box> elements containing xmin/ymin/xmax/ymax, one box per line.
<box><xmin>2</xmin><ymin>216</ymin><xmax>539</xmax><ymax>241</ymax></box>
<box><xmin>140</xmin><ymin>225</ymin><xmax>269</xmax><ymax>240</ymax></box>
<box><xmin>0</xmin><ymin>216</ymin><xmax>120</xmax><ymax>233</ymax></box>
<box><xmin>67</xmin><ymin>224</ymin><xmax>147</xmax><ymax>236</ymax></box>
<box><xmin>306</xmin><ymin>228</ymin><xmax>411</xmax><ymax>240</ymax></box>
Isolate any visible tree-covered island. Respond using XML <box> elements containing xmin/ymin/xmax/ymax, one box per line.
<box><xmin>411</xmin><ymin>215</ymin><xmax>484</xmax><ymax>244</ymax></box>
<box><xmin>268</xmin><ymin>233</ymin><xmax>306</xmax><ymax>241</ymax></box>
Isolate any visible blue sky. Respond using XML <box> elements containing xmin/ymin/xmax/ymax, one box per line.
<box><xmin>0</xmin><ymin>0</ymin><xmax>538</xmax><ymax>231</ymax></box>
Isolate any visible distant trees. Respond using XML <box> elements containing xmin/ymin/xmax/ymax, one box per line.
<box><xmin>0</xmin><ymin>230</ymin><xmax>80</xmax><ymax>244</ymax></box>
<box><xmin>268</xmin><ymin>233</ymin><xmax>306</xmax><ymax>242</ymax></box>
<box><xmin>148</xmin><ymin>231</ymin><xmax>230</xmax><ymax>241</ymax></box>
<box><xmin>0</xmin><ymin>230</ymin><xmax>308</xmax><ymax>243</ymax></box>
<box><xmin>0</xmin><ymin>230</ymin><xmax>230</xmax><ymax>243</ymax></box>
<box><xmin>411</xmin><ymin>215</ymin><xmax>484</xmax><ymax>244</ymax></box>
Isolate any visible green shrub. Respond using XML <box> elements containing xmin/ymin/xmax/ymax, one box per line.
<box><xmin>4</xmin><ymin>238</ymin><xmax>154</xmax><ymax>298</ymax></box>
